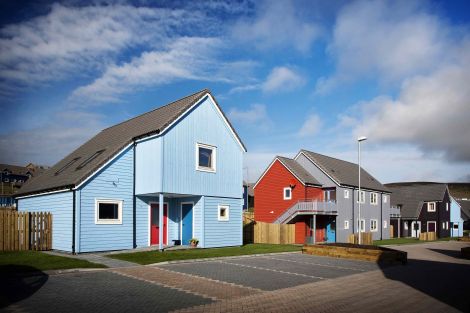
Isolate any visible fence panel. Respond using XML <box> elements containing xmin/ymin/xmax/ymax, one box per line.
<box><xmin>0</xmin><ymin>210</ymin><xmax>52</xmax><ymax>251</ymax></box>
<box><xmin>348</xmin><ymin>232</ymin><xmax>373</xmax><ymax>245</ymax></box>
<box><xmin>253</xmin><ymin>221</ymin><xmax>295</xmax><ymax>244</ymax></box>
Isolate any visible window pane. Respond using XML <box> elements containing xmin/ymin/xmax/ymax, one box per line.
<box><xmin>99</xmin><ymin>203</ymin><xmax>118</xmax><ymax>220</ymax></box>
<box><xmin>220</xmin><ymin>208</ymin><xmax>226</xmax><ymax>217</ymax></box>
<box><xmin>199</xmin><ymin>147</ymin><xmax>213</xmax><ymax>168</ymax></box>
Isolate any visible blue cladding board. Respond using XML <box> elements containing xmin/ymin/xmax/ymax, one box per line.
<box><xmin>78</xmin><ymin>146</ymin><xmax>134</xmax><ymax>252</ymax></box>
<box><xmin>181</xmin><ymin>203</ymin><xmax>193</xmax><ymax>245</ymax></box>
<box><xmin>203</xmin><ymin>196</ymin><xmax>242</xmax><ymax>248</ymax></box>
<box><xmin>163</xmin><ymin>97</ymin><xmax>243</xmax><ymax>198</ymax></box>
<box><xmin>135</xmin><ymin>137</ymin><xmax>162</xmax><ymax>195</ymax></box>
<box><xmin>18</xmin><ymin>191</ymin><xmax>73</xmax><ymax>252</ymax></box>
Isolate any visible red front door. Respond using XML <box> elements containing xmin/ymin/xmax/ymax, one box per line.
<box><xmin>151</xmin><ymin>203</ymin><xmax>168</xmax><ymax>245</ymax></box>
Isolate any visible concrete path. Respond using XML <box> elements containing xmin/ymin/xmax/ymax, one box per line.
<box><xmin>44</xmin><ymin>251</ymin><xmax>137</xmax><ymax>268</ymax></box>
<box><xmin>386</xmin><ymin>240</ymin><xmax>470</xmax><ymax>264</ymax></box>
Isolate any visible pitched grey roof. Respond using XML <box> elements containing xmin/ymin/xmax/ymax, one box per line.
<box><xmin>457</xmin><ymin>200</ymin><xmax>470</xmax><ymax>221</ymax></box>
<box><xmin>299</xmin><ymin>150</ymin><xmax>388</xmax><ymax>192</ymax></box>
<box><xmin>18</xmin><ymin>89</ymin><xmax>246</xmax><ymax>196</ymax></box>
<box><xmin>385</xmin><ymin>182</ymin><xmax>448</xmax><ymax>219</ymax></box>
<box><xmin>277</xmin><ymin>156</ymin><xmax>321</xmax><ymax>186</ymax></box>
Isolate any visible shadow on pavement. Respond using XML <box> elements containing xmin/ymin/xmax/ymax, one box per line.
<box><xmin>379</xmin><ymin>258</ymin><xmax>470</xmax><ymax>312</ymax></box>
<box><xmin>427</xmin><ymin>248</ymin><xmax>463</xmax><ymax>259</ymax></box>
<box><xmin>0</xmin><ymin>265</ymin><xmax>48</xmax><ymax>308</ymax></box>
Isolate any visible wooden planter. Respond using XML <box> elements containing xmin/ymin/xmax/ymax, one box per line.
<box><xmin>302</xmin><ymin>243</ymin><xmax>407</xmax><ymax>264</ymax></box>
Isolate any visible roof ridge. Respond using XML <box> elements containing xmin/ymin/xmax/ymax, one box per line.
<box><xmin>301</xmin><ymin>149</ymin><xmax>358</xmax><ymax>166</ymax></box>
<box><xmin>101</xmin><ymin>88</ymin><xmax>209</xmax><ymax>132</ymax></box>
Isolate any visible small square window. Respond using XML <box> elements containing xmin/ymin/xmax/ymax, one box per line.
<box><xmin>370</xmin><ymin>219</ymin><xmax>378</xmax><ymax>232</ymax></box>
<box><xmin>427</xmin><ymin>202</ymin><xmax>436</xmax><ymax>212</ymax></box>
<box><xmin>218</xmin><ymin>205</ymin><xmax>229</xmax><ymax>221</ymax></box>
<box><xmin>344</xmin><ymin>190</ymin><xmax>349</xmax><ymax>199</ymax></box>
<box><xmin>95</xmin><ymin>200</ymin><xmax>122</xmax><ymax>224</ymax></box>
<box><xmin>196</xmin><ymin>143</ymin><xmax>216</xmax><ymax>172</ymax></box>
<box><xmin>283</xmin><ymin>187</ymin><xmax>292</xmax><ymax>200</ymax></box>
<box><xmin>453</xmin><ymin>223</ymin><xmax>459</xmax><ymax>229</ymax></box>
<box><xmin>344</xmin><ymin>220</ymin><xmax>349</xmax><ymax>229</ymax></box>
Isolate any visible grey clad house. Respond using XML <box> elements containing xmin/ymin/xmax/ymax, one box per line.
<box><xmin>293</xmin><ymin>150</ymin><xmax>391</xmax><ymax>242</ymax></box>
<box><xmin>386</xmin><ymin>182</ymin><xmax>451</xmax><ymax>238</ymax></box>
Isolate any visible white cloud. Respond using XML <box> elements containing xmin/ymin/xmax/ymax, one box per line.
<box><xmin>232</xmin><ymin>0</ymin><xmax>322</xmax><ymax>53</ymax></box>
<box><xmin>354</xmin><ymin>61</ymin><xmax>470</xmax><ymax>162</ymax></box>
<box><xmin>298</xmin><ymin>114</ymin><xmax>322</xmax><ymax>137</ymax></box>
<box><xmin>0</xmin><ymin>110</ymin><xmax>104</xmax><ymax>166</ymax></box>
<box><xmin>228</xmin><ymin>104</ymin><xmax>271</xmax><ymax>130</ymax></box>
<box><xmin>0</xmin><ymin>3</ymin><xmax>209</xmax><ymax>94</ymax></box>
<box><xmin>262</xmin><ymin>67</ymin><xmax>305</xmax><ymax>93</ymax></box>
<box><xmin>315</xmin><ymin>0</ymin><xmax>455</xmax><ymax>94</ymax></box>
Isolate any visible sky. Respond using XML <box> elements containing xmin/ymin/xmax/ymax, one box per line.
<box><xmin>0</xmin><ymin>0</ymin><xmax>469</xmax><ymax>184</ymax></box>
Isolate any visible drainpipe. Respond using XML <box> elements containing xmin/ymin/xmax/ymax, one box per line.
<box><xmin>133</xmin><ymin>142</ymin><xmax>136</xmax><ymax>248</ymax></box>
<box><xmin>380</xmin><ymin>193</ymin><xmax>383</xmax><ymax>240</ymax></box>
<box><xmin>72</xmin><ymin>189</ymin><xmax>76</xmax><ymax>254</ymax></box>
<box><xmin>159</xmin><ymin>193</ymin><xmax>164</xmax><ymax>251</ymax></box>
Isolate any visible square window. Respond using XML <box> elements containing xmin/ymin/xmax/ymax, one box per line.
<box><xmin>453</xmin><ymin>223</ymin><xmax>459</xmax><ymax>229</ymax></box>
<box><xmin>283</xmin><ymin>187</ymin><xmax>292</xmax><ymax>200</ymax></box>
<box><xmin>344</xmin><ymin>220</ymin><xmax>349</xmax><ymax>229</ymax></box>
<box><xmin>370</xmin><ymin>219</ymin><xmax>378</xmax><ymax>232</ymax></box>
<box><xmin>218</xmin><ymin>205</ymin><xmax>229</xmax><ymax>221</ymax></box>
<box><xmin>196</xmin><ymin>143</ymin><xmax>216</xmax><ymax>172</ymax></box>
<box><xmin>95</xmin><ymin>200</ymin><xmax>122</xmax><ymax>224</ymax></box>
<box><xmin>427</xmin><ymin>202</ymin><xmax>436</xmax><ymax>212</ymax></box>
<box><xmin>370</xmin><ymin>193</ymin><xmax>378</xmax><ymax>205</ymax></box>
<box><xmin>344</xmin><ymin>190</ymin><xmax>349</xmax><ymax>199</ymax></box>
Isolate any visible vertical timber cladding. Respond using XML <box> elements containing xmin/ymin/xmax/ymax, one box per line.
<box><xmin>254</xmin><ymin>159</ymin><xmax>323</xmax><ymax>223</ymax></box>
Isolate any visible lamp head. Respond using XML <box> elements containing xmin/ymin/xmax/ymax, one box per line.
<box><xmin>357</xmin><ymin>136</ymin><xmax>367</xmax><ymax>142</ymax></box>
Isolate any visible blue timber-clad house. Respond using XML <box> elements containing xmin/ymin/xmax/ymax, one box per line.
<box><xmin>16</xmin><ymin>89</ymin><xmax>247</xmax><ymax>253</ymax></box>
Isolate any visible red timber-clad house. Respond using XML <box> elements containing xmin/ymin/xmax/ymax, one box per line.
<box><xmin>253</xmin><ymin>156</ymin><xmax>336</xmax><ymax>244</ymax></box>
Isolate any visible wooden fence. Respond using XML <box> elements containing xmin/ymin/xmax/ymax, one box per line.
<box><xmin>253</xmin><ymin>221</ymin><xmax>295</xmax><ymax>244</ymax></box>
<box><xmin>348</xmin><ymin>232</ymin><xmax>373</xmax><ymax>245</ymax></box>
<box><xmin>243</xmin><ymin>211</ymin><xmax>255</xmax><ymax>224</ymax></box>
<box><xmin>390</xmin><ymin>225</ymin><xmax>394</xmax><ymax>238</ymax></box>
<box><xmin>0</xmin><ymin>210</ymin><xmax>52</xmax><ymax>251</ymax></box>
<box><xmin>419</xmin><ymin>232</ymin><xmax>436</xmax><ymax>241</ymax></box>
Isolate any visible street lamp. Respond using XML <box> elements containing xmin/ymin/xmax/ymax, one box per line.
<box><xmin>357</xmin><ymin>136</ymin><xmax>367</xmax><ymax>244</ymax></box>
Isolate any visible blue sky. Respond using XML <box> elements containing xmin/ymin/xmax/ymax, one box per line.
<box><xmin>1</xmin><ymin>0</ymin><xmax>470</xmax><ymax>183</ymax></box>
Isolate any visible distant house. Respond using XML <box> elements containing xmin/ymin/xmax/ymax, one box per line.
<box><xmin>242</xmin><ymin>181</ymin><xmax>254</xmax><ymax>210</ymax></box>
<box><xmin>254</xmin><ymin>150</ymin><xmax>390</xmax><ymax>244</ymax></box>
<box><xmin>386</xmin><ymin>182</ymin><xmax>451</xmax><ymax>238</ymax></box>
<box><xmin>457</xmin><ymin>199</ymin><xmax>470</xmax><ymax>231</ymax></box>
<box><xmin>0</xmin><ymin>163</ymin><xmax>47</xmax><ymax>207</ymax></box>
<box><xmin>448</xmin><ymin>183</ymin><xmax>470</xmax><ymax>232</ymax></box>
<box><xmin>16</xmin><ymin>89</ymin><xmax>246</xmax><ymax>253</ymax></box>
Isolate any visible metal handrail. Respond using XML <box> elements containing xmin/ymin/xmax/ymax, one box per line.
<box><xmin>273</xmin><ymin>200</ymin><xmax>337</xmax><ymax>224</ymax></box>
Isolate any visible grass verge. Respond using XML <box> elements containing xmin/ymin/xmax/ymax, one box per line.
<box><xmin>108</xmin><ymin>243</ymin><xmax>301</xmax><ymax>265</ymax></box>
<box><xmin>0</xmin><ymin>251</ymin><xmax>106</xmax><ymax>274</ymax></box>
<box><xmin>374</xmin><ymin>237</ymin><xmax>458</xmax><ymax>246</ymax></box>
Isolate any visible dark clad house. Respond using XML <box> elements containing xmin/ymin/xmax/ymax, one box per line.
<box><xmin>386</xmin><ymin>182</ymin><xmax>451</xmax><ymax>238</ymax></box>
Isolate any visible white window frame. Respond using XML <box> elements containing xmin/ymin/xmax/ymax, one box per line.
<box><xmin>370</xmin><ymin>219</ymin><xmax>378</xmax><ymax>232</ymax></box>
<box><xmin>404</xmin><ymin>221</ymin><xmax>408</xmax><ymax>230</ymax></box>
<box><xmin>446</xmin><ymin>221</ymin><xmax>448</xmax><ymax>230</ymax></box>
<box><xmin>356</xmin><ymin>190</ymin><xmax>365</xmax><ymax>203</ymax></box>
<box><xmin>344</xmin><ymin>190</ymin><xmax>349</xmax><ymax>199</ymax></box>
<box><xmin>427</xmin><ymin>202</ymin><xmax>436</xmax><ymax>212</ymax></box>
<box><xmin>383</xmin><ymin>195</ymin><xmax>388</xmax><ymax>203</ymax></box>
<box><xmin>95</xmin><ymin>199</ymin><xmax>123</xmax><ymax>225</ymax></box>
<box><xmin>218</xmin><ymin>204</ymin><xmax>230</xmax><ymax>221</ymax></box>
<box><xmin>446</xmin><ymin>203</ymin><xmax>449</xmax><ymax>211</ymax></box>
<box><xmin>196</xmin><ymin>143</ymin><xmax>217</xmax><ymax>173</ymax></box>
<box><xmin>370</xmin><ymin>192</ymin><xmax>378</xmax><ymax>205</ymax></box>
<box><xmin>357</xmin><ymin>219</ymin><xmax>366</xmax><ymax>232</ymax></box>
<box><xmin>383</xmin><ymin>220</ymin><xmax>387</xmax><ymax>228</ymax></box>
<box><xmin>344</xmin><ymin>220</ymin><xmax>349</xmax><ymax>230</ymax></box>
<box><xmin>283</xmin><ymin>187</ymin><xmax>292</xmax><ymax>200</ymax></box>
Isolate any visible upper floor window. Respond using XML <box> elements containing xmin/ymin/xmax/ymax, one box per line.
<box><xmin>283</xmin><ymin>187</ymin><xmax>292</xmax><ymax>200</ymax></box>
<box><xmin>196</xmin><ymin>143</ymin><xmax>216</xmax><ymax>173</ymax></box>
<box><xmin>383</xmin><ymin>195</ymin><xmax>388</xmax><ymax>203</ymax></box>
<box><xmin>344</xmin><ymin>220</ymin><xmax>349</xmax><ymax>229</ymax></box>
<box><xmin>370</xmin><ymin>192</ymin><xmax>378</xmax><ymax>205</ymax></box>
<box><xmin>356</xmin><ymin>190</ymin><xmax>365</xmax><ymax>203</ymax></box>
<box><xmin>344</xmin><ymin>190</ymin><xmax>349</xmax><ymax>199</ymax></box>
<box><xmin>427</xmin><ymin>202</ymin><xmax>436</xmax><ymax>212</ymax></box>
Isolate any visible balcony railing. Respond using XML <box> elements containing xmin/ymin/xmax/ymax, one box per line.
<box><xmin>273</xmin><ymin>200</ymin><xmax>338</xmax><ymax>224</ymax></box>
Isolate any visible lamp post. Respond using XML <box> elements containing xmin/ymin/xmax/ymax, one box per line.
<box><xmin>357</xmin><ymin>136</ymin><xmax>367</xmax><ymax>244</ymax></box>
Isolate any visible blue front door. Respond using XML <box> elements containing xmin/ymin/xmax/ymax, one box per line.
<box><xmin>326</xmin><ymin>218</ymin><xmax>336</xmax><ymax>243</ymax></box>
<box><xmin>181</xmin><ymin>203</ymin><xmax>193</xmax><ymax>245</ymax></box>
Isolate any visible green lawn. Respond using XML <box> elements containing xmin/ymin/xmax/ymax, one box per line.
<box><xmin>0</xmin><ymin>251</ymin><xmax>106</xmax><ymax>274</ymax></box>
<box><xmin>374</xmin><ymin>237</ymin><xmax>458</xmax><ymax>246</ymax></box>
<box><xmin>108</xmin><ymin>244</ymin><xmax>301</xmax><ymax>265</ymax></box>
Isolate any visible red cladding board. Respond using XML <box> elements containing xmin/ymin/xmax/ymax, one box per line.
<box><xmin>295</xmin><ymin>219</ymin><xmax>307</xmax><ymax>244</ymax></box>
<box><xmin>306</xmin><ymin>186</ymin><xmax>323</xmax><ymax>201</ymax></box>
<box><xmin>254</xmin><ymin>159</ymin><xmax>323</xmax><ymax>222</ymax></box>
